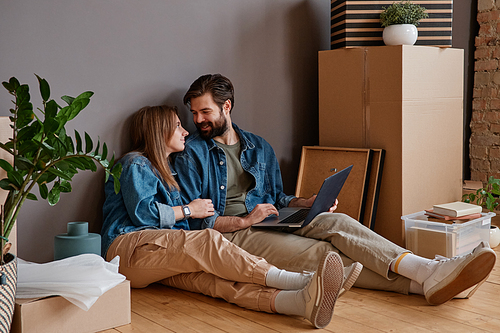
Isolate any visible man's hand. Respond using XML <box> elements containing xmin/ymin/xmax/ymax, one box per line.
<box><xmin>242</xmin><ymin>204</ymin><xmax>279</xmax><ymax>227</ymax></box>
<box><xmin>213</xmin><ymin>203</ymin><xmax>278</xmax><ymax>233</ymax></box>
<box><xmin>289</xmin><ymin>195</ymin><xmax>316</xmax><ymax>208</ymax></box>
<box><xmin>328</xmin><ymin>198</ymin><xmax>339</xmax><ymax>213</ymax></box>
<box><xmin>289</xmin><ymin>195</ymin><xmax>339</xmax><ymax>212</ymax></box>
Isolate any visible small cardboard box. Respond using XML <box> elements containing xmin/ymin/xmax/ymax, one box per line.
<box><xmin>331</xmin><ymin>0</ymin><xmax>453</xmax><ymax>49</ymax></box>
<box><xmin>11</xmin><ymin>280</ymin><xmax>131</xmax><ymax>333</ymax></box>
<box><xmin>402</xmin><ymin>212</ymin><xmax>493</xmax><ymax>259</ymax></box>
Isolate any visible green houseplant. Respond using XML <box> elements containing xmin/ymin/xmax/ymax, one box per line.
<box><xmin>462</xmin><ymin>176</ymin><xmax>500</xmax><ymax>212</ymax></box>
<box><xmin>380</xmin><ymin>1</ymin><xmax>429</xmax><ymax>46</ymax></box>
<box><xmin>0</xmin><ymin>75</ymin><xmax>122</xmax><ymax>253</ymax></box>
<box><xmin>0</xmin><ymin>73</ymin><xmax>121</xmax><ymax>333</ymax></box>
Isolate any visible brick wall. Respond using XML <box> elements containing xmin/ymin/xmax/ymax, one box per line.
<box><xmin>473</xmin><ymin>0</ymin><xmax>500</xmax><ymax>182</ymax></box>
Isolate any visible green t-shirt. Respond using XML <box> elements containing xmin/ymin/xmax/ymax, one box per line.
<box><xmin>215</xmin><ymin>140</ymin><xmax>254</xmax><ymax>217</ymax></box>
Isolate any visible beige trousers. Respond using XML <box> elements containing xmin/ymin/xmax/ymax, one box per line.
<box><xmin>106</xmin><ymin>228</ymin><xmax>277</xmax><ymax>312</ymax></box>
<box><xmin>223</xmin><ymin>213</ymin><xmax>412</xmax><ymax>294</ymax></box>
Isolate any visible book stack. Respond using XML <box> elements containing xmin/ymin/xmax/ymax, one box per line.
<box><xmin>425</xmin><ymin>201</ymin><xmax>482</xmax><ymax>224</ymax></box>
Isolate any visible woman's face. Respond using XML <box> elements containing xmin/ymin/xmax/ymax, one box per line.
<box><xmin>166</xmin><ymin>115</ymin><xmax>189</xmax><ymax>154</ymax></box>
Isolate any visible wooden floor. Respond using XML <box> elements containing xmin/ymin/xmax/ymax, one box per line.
<box><xmin>103</xmin><ymin>242</ymin><xmax>500</xmax><ymax>332</ymax></box>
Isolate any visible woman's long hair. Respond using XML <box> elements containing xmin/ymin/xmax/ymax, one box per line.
<box><xmin>130</xmin><ymin>105</ymin><xmax>180</xmax><ymax>190</ymax></box>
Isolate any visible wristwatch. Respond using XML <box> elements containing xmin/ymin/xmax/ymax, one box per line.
<box><xmin>182</xmin><ymin>205</ymin><xmax>191</xmax><ymax>219</ymax></box>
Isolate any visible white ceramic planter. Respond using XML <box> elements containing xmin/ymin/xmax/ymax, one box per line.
<box><xmin>383</xmin><ymin>24</ymin><xmax>418</xmax><ymax>46</ymax></box>
<box><xmin>490</xmin><ymin>225</ymin><xmax>500</xmax><ymax>248</ymax></box>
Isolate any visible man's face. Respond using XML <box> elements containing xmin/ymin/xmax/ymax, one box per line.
<box><xmin>190</xmin><ymin>93</ymin><xmax>229</xmax><ymax>140</ymax></box>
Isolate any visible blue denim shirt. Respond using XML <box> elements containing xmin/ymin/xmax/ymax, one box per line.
<box><xmin>173</xmin><ymin>123</ymin><xmax>295</xmax><ymax>230</ymax></box>
<box><xmin>101</xmin><ymin>152</ymin><xmax>189</xmax><ymax>258</ymax></box>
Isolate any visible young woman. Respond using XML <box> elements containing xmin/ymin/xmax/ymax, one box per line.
<box><xmin>100</xmin><ymin>105</ymin><xmax>353</xmax><ymax>329</ymax></box>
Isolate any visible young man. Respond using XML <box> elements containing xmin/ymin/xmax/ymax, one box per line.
<box><xmin>174</xmin><ymin>73</ymin><xmax>496</xmax><ymax>306</ymax></box>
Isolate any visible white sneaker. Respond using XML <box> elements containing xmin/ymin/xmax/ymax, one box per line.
<box><xmin>423</xmin><ymin>241</ymin><xmax>496</xmax><ymax>305</ymax></box>
<box><xmin>339</xmin><ymin>262</ymin><xmax>363</xmax><ymax>297</ymax></box>
<box><xmin>304</xmin><ymin>251</ymin><xmax>344</xmax><ymax>329</ymax></box>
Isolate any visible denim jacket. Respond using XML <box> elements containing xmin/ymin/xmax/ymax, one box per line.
<box><xmin>173</xmin><ymin>123</ymin><xmax>295</xmax><ymax>230</ymax></box>
<box><xmin>101</xmin><ymin>152</ymin><xmax>189</xmax><ymax>258</ymax></box>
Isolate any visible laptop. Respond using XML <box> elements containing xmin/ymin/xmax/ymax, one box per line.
<box><xmin>252</xmin><ymin>165</ymin><xmax>353</xmax><ymax>228</ymax></box>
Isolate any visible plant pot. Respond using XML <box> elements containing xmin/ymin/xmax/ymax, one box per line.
<box><xmin>490</xmin><ymin>225</ymin><xmax>500</xmax><ymax>248</ymax></box>
<box><xmin>0</xmin><ymin>253</ymin><xmax>17</xmax><ymax>333</ymax></box>
<box><xmin>383</xmin><ymin>24</ymin><xmax>418</xmax><ymax>46</ymax></box>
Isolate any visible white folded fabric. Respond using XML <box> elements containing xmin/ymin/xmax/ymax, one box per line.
<box><xmin>17</xmin><ymin>254</ymin><xmax>125</xmax><ymax>311</ymax></box>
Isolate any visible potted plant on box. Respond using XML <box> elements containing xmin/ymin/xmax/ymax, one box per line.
<box><xmin>462</xmin><ymin>176</ymin><xmax>500</xmax><ymax>248</ymax></box>
<box><xmin>462</xmin><ymin>176</ymin><xmax>500</xmax><ymax>212</ymax></box>
<box><xmin>0</xmin><ymin>75</ymin><xmax>122</xmax><ymax>332</ymax></box>
<box><xmin>380</xmin><ymin>0</ymin><xmax>429</xmax><ymax>46</ymax></box>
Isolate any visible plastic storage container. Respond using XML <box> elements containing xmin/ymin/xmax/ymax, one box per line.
<box><xmin>402</xmin><ymin>211</ymin><xmax>494</xmax><ymax>259</ymax></box>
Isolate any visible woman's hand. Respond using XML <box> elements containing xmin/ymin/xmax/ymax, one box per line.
<box><xmin>188</xmin><ymin>199</ymin><xmax>215</xmax><ymax>219</ymax></box>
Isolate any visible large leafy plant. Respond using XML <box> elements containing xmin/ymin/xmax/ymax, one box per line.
<box><xmin>380</xmin><ymin>1</ymin><xmax>429</xmax><ymax>27</ymax></box>
<box><xmin>462</xmin><ymin>176</ymin><xmax>500</xmax><ymax>212</ymax></box>
<box><xmin>0</xmin><ymin>75</ymin><xmax>122</xmax><ymax>254</ymax></box>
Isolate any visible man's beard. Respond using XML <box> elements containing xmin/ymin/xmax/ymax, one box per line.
<box><xmin>196</xmin><ymin>112</ymin><xmax>229</xmax><ymax>140</ymax></box>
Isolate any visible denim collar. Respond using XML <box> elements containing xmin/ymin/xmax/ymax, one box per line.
<box><xmin>204</xmin><ymin>123</ymin><xmax>255</xmax><ymax>152</ymax></box>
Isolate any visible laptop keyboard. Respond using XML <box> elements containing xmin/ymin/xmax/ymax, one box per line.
<box><xmin>278</xmin><ymin>209</ymin><xmax>310</xmax><ymax>224</ymax></box>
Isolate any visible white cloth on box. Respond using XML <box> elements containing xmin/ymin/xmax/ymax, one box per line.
<box><xmin>17</xmin><ymin>253</ymin><xmax>126</xmax><ymax>311</ymax></box>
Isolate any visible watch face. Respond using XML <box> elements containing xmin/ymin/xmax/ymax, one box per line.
<box><xmin>183</xmin><ymin>206</ymin><xmax>191</xmax><ymax>216</ymax></box>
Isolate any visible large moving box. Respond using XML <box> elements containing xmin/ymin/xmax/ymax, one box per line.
<box><xmin>319</xmin><ymin>45</ymin><xmax>464</xmax><ymax>246</ymax></box>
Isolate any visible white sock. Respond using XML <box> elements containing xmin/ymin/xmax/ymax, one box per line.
<box><xmin>390</xmin><ymin>253</ymin><xmax>438</xmax><ymax>285</ymax></box>
<box><xmin>266</xmin><ymin>266</ymin><xmax>313</xmax><ymax>290</ymax></box>
<box><xmin>273</xmin><ymin>289</ymin><xmax>306</xmax><ymax>316</ymax></box>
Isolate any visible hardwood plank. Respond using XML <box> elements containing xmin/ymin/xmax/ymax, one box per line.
<box><xmin>114</xmin><ymin>312</ymin><xmax>175</xmax><ymax>333</ymax></box>
<box><xmin>341</xmin><ymin>291</ymin><xmax>488</xmax><ymax>332</ymax></box>
<box><xmin>132</xmin><ymin>290</ymin><xmax>224</xmax><ymax>332</ymax></box>
<box><xmin>139</xmin><ymin>283</ymin><xmax>313</xmax><ymax>332</ymax></box>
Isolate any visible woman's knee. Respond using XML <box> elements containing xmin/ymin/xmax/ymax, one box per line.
<box><xmin>198</xmin><ymin>228</ymin><xmax>226</xmax><ymax>243</ymax></box>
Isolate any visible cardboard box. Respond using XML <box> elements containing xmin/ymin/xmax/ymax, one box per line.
<box><xmin>403</xmin><ymin>211</ymin><xmax>492</xmax><ymax>259</ymax></box>
<box><xmin>11</xmin><ymin>280</ymin><xmax>131</xmax><ymax>333</ymax></box>
<box><xmin>331</xmin><ymin>0</ymin><xmax>453</xmax><ymax>49</ymax></box>
<box><xmin>319</xmin><ymin>46</ymin><xmax>464</xmax><ymax>246</ymax></box>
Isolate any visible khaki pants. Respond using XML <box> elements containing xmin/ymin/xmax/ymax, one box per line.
<box><xmin>107</xmin><ymin>228</ymin><xmax>277</xmax><ymax>312</ymax></box>
<box><xmin>223</xmin><ymin>213</ymin><xmax>412</xmax><ymax>294</ymax></box>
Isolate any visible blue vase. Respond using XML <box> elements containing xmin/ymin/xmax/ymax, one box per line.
<box><xmin>54</xmin><ymin>222</ymin><xmax>101</xmax><ymax>260</ymax></box>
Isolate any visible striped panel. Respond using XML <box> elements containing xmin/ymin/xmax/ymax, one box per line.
<box><xmin>331</xmin><ymin>0</ymin><xmax>453</xmax><ymax>49</ymax></box>
<box><xmin>0</xmin><ymin>255</ymin><xmax>16</xmax><ymax>333</ymax></box>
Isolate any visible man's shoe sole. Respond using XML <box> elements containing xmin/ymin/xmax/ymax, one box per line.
<box><xmin>310</xmin><ymin>252</ymin><xmax>344</xmax><ymax>328</ymax></box>
<box><xmin>426</xmin><ymin>249</ymin><xmax>496</xmax><ymax>305</ymax></box>
<box><xmin>339</xmin><ymin>262</ymin><xmax>363</xmax><ymax>297</ymax></box>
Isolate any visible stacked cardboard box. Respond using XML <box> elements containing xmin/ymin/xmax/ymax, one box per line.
<box><xmin>319</xmin><ymin>45</ymin><xmax>464</xmax><ymax>245</ymax></box>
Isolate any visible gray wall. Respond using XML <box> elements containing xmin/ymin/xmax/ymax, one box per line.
<box><xmin>0</xmin><ymin>0</ymin><xmax>329</xmax><ymax>262</ymax></box>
